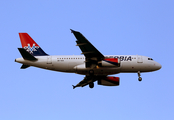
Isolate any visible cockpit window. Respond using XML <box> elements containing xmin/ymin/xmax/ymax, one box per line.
<box><xmin>148</xmin><ymin>58</ymin><xmax>153</xmax><ymax>60</ymax></box>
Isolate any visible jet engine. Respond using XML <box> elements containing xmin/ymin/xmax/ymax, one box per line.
<box><xmin>98</xmin><ymin>76</ymin><xmax>120</xmax><ymax>86</ymax></box>
<box><xmin>100</xmin><ymin>58</ymin><xmax>120</xmax><ymax>67</ymax></box>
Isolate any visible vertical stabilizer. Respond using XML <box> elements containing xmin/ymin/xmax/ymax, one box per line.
<box><xmin>19</xmin><ymin>33</ymin><xmax>48</xmax><ymax>56</ymax></box>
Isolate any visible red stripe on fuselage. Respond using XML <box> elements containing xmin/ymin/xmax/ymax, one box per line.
<box><xmin>104</xmin><ymin>58</ymin><xmax>118</xmax><ymax>63</ymax></box>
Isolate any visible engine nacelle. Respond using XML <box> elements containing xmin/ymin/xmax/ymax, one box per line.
<box><xmin>101</xmin><ymin>58</ymin><xmax>120</xmax><ymax>67</ymax></box>
<box><xmin>98</xmin><ymin>76</ymin><xmax>120</xmax><ymax>86</ymax></box>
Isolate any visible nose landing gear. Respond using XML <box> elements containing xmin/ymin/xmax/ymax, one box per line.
<box><xmin>138</xmin><ymin>71</ymin><xmax>142</xmax><ymax>81</ymax></box>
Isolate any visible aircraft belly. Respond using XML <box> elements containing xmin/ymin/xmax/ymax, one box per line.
<box><xmin>52</xmin><ymin>61</ymin><xmax>68</xmax><ymax>72</ymax></box>
<box><xmin>52</xmin><ymin>59</ymin><xmax>83</xmax><ymax>72</ymax></box>
<box><xmin>76</xmin><ymin>67</ymin><xmax>121</xmax><ymax>75</ymax></box>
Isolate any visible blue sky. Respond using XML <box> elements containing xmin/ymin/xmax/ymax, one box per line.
<box><xmin>0</xmin><ymin>0</ymin><xmax>174</xmax><ymax>120</ymax></box>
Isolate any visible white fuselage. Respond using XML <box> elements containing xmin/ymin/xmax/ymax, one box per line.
<box><xmin>15</xmin><ymin>55</ymin><xmax>161</xmax><ymax>76</ymax></box>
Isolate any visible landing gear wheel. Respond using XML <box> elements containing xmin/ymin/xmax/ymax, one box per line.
<box><xmin>137</xmin><ymin>71</ymin><xmax>142</xmax><ymax>81</ymax></box>
<box><xmin>89</xmin><ymin>82</ymin><xmax>94</xmax><ymax>88</ymax></box>
<box><xmin>138</xmin><ymin>77</ymin><xmax>142</xmax><ymax>81</ymax></box>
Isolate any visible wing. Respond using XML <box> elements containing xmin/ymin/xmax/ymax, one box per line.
<box><xmin>71</xmin><ymin>29</ymin><xmax>105</xmax><ymax>89</ymax></box>
<box><xmin>71</xmin><ymin>29</ymin><xmax>104</xmax><ymax>65</ymax></box>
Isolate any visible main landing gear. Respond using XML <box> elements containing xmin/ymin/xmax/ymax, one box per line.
<box><xmin>88</xmin><ymin>70</ymin><xmax>95</xmax><ymax>88</ymax></box>
<box><xmin>138</xmin><ymin>71</ymin><xmax>142</xmax><ymax>81</ymax></box>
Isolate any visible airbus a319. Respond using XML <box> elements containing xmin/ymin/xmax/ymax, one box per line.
<box><xmin>15</xmin><ymin>29</ymin><xmax>161</xmax><ymax>89</ymax></box>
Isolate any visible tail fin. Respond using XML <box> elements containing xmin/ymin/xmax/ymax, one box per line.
<box><xmin>19</xmin><ymin>33</ymin><xmax>48</xmax><ymax>56</ymax></box>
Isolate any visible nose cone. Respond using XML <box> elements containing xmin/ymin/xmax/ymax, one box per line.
<box><xmin>153</xmin><ymin>62</ymin><xmax>162</xmax><ymax>71</ymax></box>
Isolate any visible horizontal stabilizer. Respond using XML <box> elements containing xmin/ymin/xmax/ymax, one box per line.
<box><xmin>21</xmin><ymin>64</ymin><xmax>30</xmax><ymax>69</ymax></box>
<box><xmin>18</xmin><ymin>48</ymin><xmax>37</xmax><ymax>61</ymax></box>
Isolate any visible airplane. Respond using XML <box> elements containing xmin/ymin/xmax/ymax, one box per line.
<box><xmin>15</xmin><ymin>29</ymin><xmax>162</xmax><ymax>89</ymax></box>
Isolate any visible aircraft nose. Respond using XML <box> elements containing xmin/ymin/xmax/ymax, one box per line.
<box><xmin>154</xmin><ymin>62</ymin><xmax>162</xmax><ymax>70</ymax></box>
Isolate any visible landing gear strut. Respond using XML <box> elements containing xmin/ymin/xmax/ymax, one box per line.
<box><xmin>88</xmin><ymin>70</ymin><xmax>94</xmax><ymax>88</ymax></box>
<box><xmin>138</xmin><ymin>71</ymin><xmax>142</xmax><ymax>81</ymax></box>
